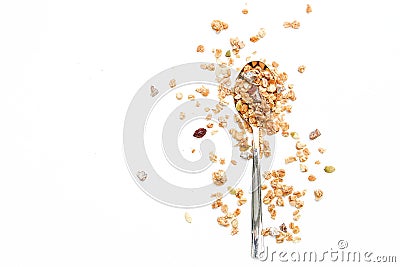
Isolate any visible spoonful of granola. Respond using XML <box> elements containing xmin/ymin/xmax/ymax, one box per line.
<box><xmin>233</xmin><ymin>61</ymin><xmax>294</xmax><ymax>259</ymax></box>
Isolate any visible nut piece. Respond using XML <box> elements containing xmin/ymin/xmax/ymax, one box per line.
<box><xmin>136</xmin><ymin>170</ymin><xmax>147</xmax><ymax>181</ymax></box>
<box><xmin>306</xmin><ymin>4</ymin><xmax>312</xmax><ymax>13</ymax></box>
<box><xmin>300</xmin><ymin>164</ymin><xmax>308</xmax><ymax>172</ymax></box>
<box><xmin>150</xmin><ymin>85</ymin><xmax>159</xmax><ymax>97</ymax></box>
<box><xmin>211</xmin><ymin>20</ymin><xmax>229</xmax><ymax>33</ymax></box>
<box><xmin>309</xmin><ymin>129</ymin><xmax>321</xmax><ymax>140</ymax></box>
<box><xmin>212</xmin><ymin>170</ymin><xmax>227</xmax><ymax>186</ymax></box>
<box><xmin>308</xmin><ymin>174</ymin><xmax>316</xmax><ymax>181</ymax></box>
<box><xmin>284</xmin><ymin>20</ymin><xmax>301</xmax><ymax>29</ymax></box>
<box><xmin>314</xmin><ymin>189</ymin><xmax>324</xmax><ymax>201</ymax></box>
<box><xmin>184</xmin><ymin>212</ymin><xmax>192</xmax><ymax>223</ymax></box>
<box><xmin>176</xmin><ymin>92</ymin><xmax>183</xmax><ymax>100</ymax></box>
<box><xmin>196</xmin><ymin>45</ymin><xmax>205</xmax><ymax>53</ymax></box>
<box><xmin>298</xmin><ymin>65</ymin><xmax>306</xmax><ymax>73</ymax></box>
<box><xmin>324</xmin><ymin>165</ymin><xmax>336</xmax><ymax>173</ymax></box>
<box><xmin>169</xmin><ymin>79</ymin><xmax>176</xmax><ymax>88</ymax></box>
<box><xmin>296</xmin><ymin>141</ymin><xmax>307</xmax><ymax>150</ymax></box>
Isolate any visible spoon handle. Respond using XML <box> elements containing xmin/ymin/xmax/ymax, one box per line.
<box><xmin>251</xmin><ymin>128</ymin><xmax>264</xmax><ymax>259</ymax></box>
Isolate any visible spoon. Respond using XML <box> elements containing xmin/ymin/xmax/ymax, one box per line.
<box><xmin>233</xmin><ymin>61</ymin><xmax>273</xmax><ymax>259</ymax></box>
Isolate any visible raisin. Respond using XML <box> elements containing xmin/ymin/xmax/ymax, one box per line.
<box><xmin>193</xmin><ymin>128</ymin><xmax>207</xmax><ymax>138</ymax></box>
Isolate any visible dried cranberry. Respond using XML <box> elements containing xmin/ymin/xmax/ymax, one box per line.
<box><xmin>193</xmin><ymin>128</ymin><xmax>207</xmax><ymax>138</ymax></box>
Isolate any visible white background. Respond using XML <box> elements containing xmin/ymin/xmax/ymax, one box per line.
<box><xmin>1</xmin><ymin>0</ymin><xmax>399</xmax><ymax>266</ymax></box>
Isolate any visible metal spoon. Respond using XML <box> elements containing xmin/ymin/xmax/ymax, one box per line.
<box><xmin>233</xmin><ymin>61</ymin><xmax>271</xmax><ymax>259</ymax></box>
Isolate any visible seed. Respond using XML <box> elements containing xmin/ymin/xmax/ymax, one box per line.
<box><xmin>184</xmin><ymin>212</ymin><xmax>192</xmax><ymax>223</ymax></box>
<box><xmin>324</xmin><ymin>166</ymin><xmax>335</xmax><ymax>173</ymax></box>
<box><xmin>169</xmin><ymin>79</ymin><xmax>176</xmax><ymax>88</ymax></box>
<box><xmin>231</xmin><ymin>218</ymin><xmax>238</xmax><ymax>228</ymax></box>
<box><xmin>227</xmin><ymin>186</ymin><xmax>236</xmax><ymax>195</ymax></box>
<box><xmin>188</xmin><ymin>94</ymin><xmax>195</xmax><ymax>101</ymax></box>
<box><xmin>176</xmin><ymin>92</ymin><xmax>183</xmax><ymax>100</ymax></box>
<box><xmin>196</xmin><ymin>45</ymin><xmax>205</xmax><ymax>53</ymax></box>
<box><xmin>225</xmin><ymin>50</ymin><xmax>231</xmax><ymax>57</ymax></box>
<box><xmin>308</xmin><ymin>174</ymin><xmax>316</xmax><ymax>181</ymax></box>
<box><xmin>193</xmin><ymin>128</ymin><xmax>207</xmax><ymax>138</ymax></box>
<box><xmin>314</xmin><ymin>189</ymin><xmax>324</xmax><ymax>201</ymax></box>
<box><xmin>231</xmin><ymin>159</ymin><xmax>237</xmax><ymax>165</ymax></box>
<box><xmin>290</xmin><ymin>132</ymin><xmax>300</xmax><ymax>139</ymax></box>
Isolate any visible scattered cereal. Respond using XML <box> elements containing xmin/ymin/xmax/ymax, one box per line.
<box><xmin>315</xmin><ymin>160</ymin><xmax>321</xmax><ymax>165</ymax></box>
<box><xmin>136</xmin><ymin>170</ymin><xmax>147</xmax><ymax>181</ymax></box>
<box><xmin>196</xmin><ymin>45</ymin><xmax>205</xmax><ymax>53</ymax></box>
<box><xmin>314</xmin><ymin>189</ymin><xmax>323</xmax><ymax>201</ymax></box>
<box><xmin>195</xmin><ymin>101</ymin><xmax>201</xmax><ymax>107</ymax></box>
<box><xmin>206</xmin><ymin>123</ymin><xmax>214</xmax><ymax>128</ymax></box>
<box><xmin>220</xmin><ymin>158</ymin><xmax>225</xmax><ymax>165</ymax></box>
<box><xmin>169</xmin><ymin>79</ymin><xmax>176</xmax><ymax>88</ymax></box>
<box><xmin>242</xmin><ymin>9</ymin><xmax>248</xmax><ymax>14</ymax></box>
<box><xmin>309</xmin><ymin>129</ymin><xmax>321</xmax><ymax>140</ymax></box>
<box><xmin>150</xmin><ymin>85</ymin><xmax>158</xmax><ymax>97</ymax></box>
<box><xmin>308</xmin><ymin>174</ymin><xmax>316</xmax><ymax>181</ymax></box>
<box><xmin>211</xmin><ymin>20</ymin><xmax>229</xmax><ymax>33</ymax></box>
<box><xmin>318</xmin><ymin>147</ymin><xmax>327</xmax><ymax>154</ymax></box>
<box><xmin>176</xmin><ymin>92</ymin><xmax>183</xmax><ymax>100</ymax></box>
<box><xmin>300</xmin><ymin>164</ymin><xmax>308</xmax><ymax>172</ymax></box>
<box><xmin>212</xmin><ymin>170</ymin><xmax>227</xmax><ymax>186</ymax></box>
<box><xmin>231</xmin><ymin>159</ymin><xmax>237</xmax><ymax>165</ymax></box>
<box><xmin>209</xmin><ymin>152</ymin><xmax>218</xmax><ymax>163</ymax></box>
<box><xmin>179</xmin><ymin>112</ymin><xmax>185</xmax><ymax>120</ymax></box>
<box><xmin>306</xmin><ymin>4</ymin><xmax>312</xmax><ymax>14</ymax></box>
<box><xmin>285</xmin><ymin>156</ymin><xmax>297</xmax><ymax>164</ymax></box>
<box><xmin>188</xmin><ymin>94</ymin><xmax>195</xmax><ymax>101</ymax></box>
<box><xmin>298</xmin><ymin>65</ymin><xmax>306</xmax><ymax>73</ymax></box>
<box><xmin>195</xmin><ymin>85</ymin><xmax>209</xmax><ymax>97</ymax></box>
<box><xmin>283</xmin><ymin>20</ymin><xmax>301</xmax><ymax>29</ymax></box>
